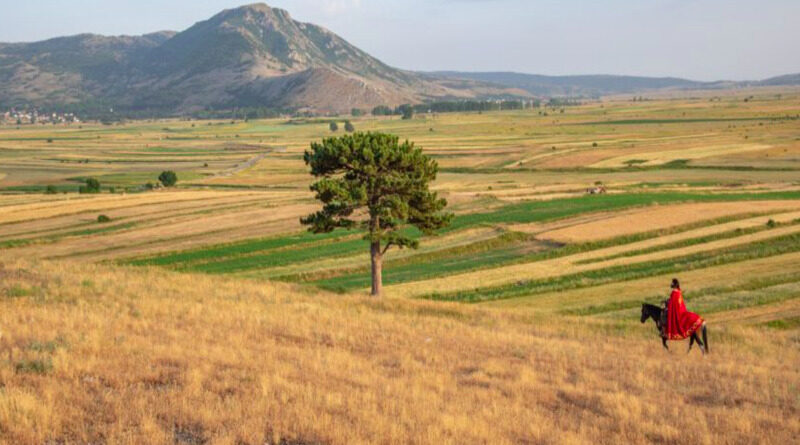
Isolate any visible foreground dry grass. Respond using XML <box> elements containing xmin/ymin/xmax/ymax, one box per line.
<box><xmin>0</xmin><ymin>257</ymin><xmax>797</xmax><ymax>444</ymax></box>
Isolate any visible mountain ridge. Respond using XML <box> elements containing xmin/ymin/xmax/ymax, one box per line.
<box><xmin>429</xmin><ymin>71</ymin><xmax>800</xmax><ymax>97</ymax></box>
<box><xmin>1</xmin><ymin>3</ymin><xmax>798</xmax><ymax>115</ymax></box>
<box><xmin>0</xmin><ymin>3</ymin><xmax>498</xmax><ymax>114</ymax></box>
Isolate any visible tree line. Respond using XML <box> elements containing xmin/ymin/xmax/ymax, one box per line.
<box><xmin>369</xmin><ymin>100</ymin><xmax>543</xmax><ymax>117</ymax></box>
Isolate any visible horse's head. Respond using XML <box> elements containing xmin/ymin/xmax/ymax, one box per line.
<box><xmin>640</xmin><ymin>304</ymin><xmax>649</xmax><ymax>323</ymax></box>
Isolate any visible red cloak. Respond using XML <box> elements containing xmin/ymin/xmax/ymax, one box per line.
<box><xmin>665</xmin><ymin>288</ymin><xmax>704</xmax><ymax>340</ymax></box>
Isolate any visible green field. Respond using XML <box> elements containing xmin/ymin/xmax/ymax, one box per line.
<box><xmin>115</xmin><ymin>190</ymin><xmax>800</xmax><ymax>291</ymax></box>
<box><xmin>425</xmin><ymin>231</ymin><xmax>800</xmax><ymax>302</ymax></box>
<box><xmin>2</xmin><ymin>90</ymin><xmax>799</xmax><ymax>329</ymax></box>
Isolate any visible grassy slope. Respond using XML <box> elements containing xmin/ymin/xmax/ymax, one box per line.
<box><xmin>0</xmin><ymin>257</ymin><xmax>797</xmax><ymax>444</ymax></box>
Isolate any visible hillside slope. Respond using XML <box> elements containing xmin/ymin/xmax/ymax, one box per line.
<box><xmin>0</xmin><ymin>256</ymin><xmax>797</xmax><ymax>443</ymax></box>
<box><xmin>758</xmin><ymin>73</ymin><xmax>800</xmax><ymax>86</ymax></box>
<box><xmin>432</xmin><ymin>71</ymin><xmax>800</xmax><ymax>96</ymax></box>
<box><xmin>0</xmin><ymin>3</ymin><xmax>523</xmax><ymax>114</ymax></box>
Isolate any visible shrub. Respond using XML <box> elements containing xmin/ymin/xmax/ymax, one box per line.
<box><xmin>6</xmin><ymin>285</ymin><xmax>33</xmax><ymax>298</ymax></box>
<box><xmin>592</xmin><ymin>142</ymin><xmax>598</xmax><ymax>147</ymax></box>
<box><xmin>158</xmin><ymin>170</ymin><xmax>178</xmax><ymax>187</ymax></box>
<box><xmin>15</xmin><ymin>359</ymin><xmax>53</xmax><ymax>374</ymax></box>
<box><xmin>79</xmin><ymin>177</ymin><xmax>101</xmax><ymax>194</ymax></box>
<box><xmin>46</xmin><ymin>138</ymin><xmax>53</xmax><ymax>143</ymax></box>
<box><xmin>86</xmin><ymin>177</ymin><xmax>100</xmax><ymax>190</ymax></box>
<box><xmin>344</xmin><ymin>121</ymin><xmax>355</xmax><ymax>132</ymax></box>
<box><xmin>329</xmin><ymin>122</ymin><xmax>339</xmax><ymax>132</ymax></box>
<box><xmin>767</xmin><ymin>219</ymin><xmax>776</xmax><ymax>228</ymax></box>
<box><xmin>97</xmin><ymin>214</ymin><xmax>111</xmax><ymax>223</ymax></box>
<box><xmin>145</xmin><ymin>182</ymin><xmax>155</xmax><ymax>190</ymax></box>
<box><xmin>371</xmin><ymin>105</ymin><xmax>393</xmax><ymax>116</ymax></box>
<box><xmin>398</xmin><ymin>104</ymin><xmax>414</xmax><ymax>120</ymax></box>
<box><xmin>45</xmin><ymin>184</ymin><xmax>58</xmax><ymax>194</ymax></box>
<box><xmin>28</xmin><ymin>342</ymin><xmax>55</xmax><ymax>353</ymax></box>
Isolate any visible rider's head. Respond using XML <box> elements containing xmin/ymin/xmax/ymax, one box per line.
<box><xmin>671</xmin><ymin>278</ymin><xmax>680</xmax><ymax>289</ymax></box>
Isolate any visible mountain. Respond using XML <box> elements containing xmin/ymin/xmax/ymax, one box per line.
<box><xmin>0</xmin><ymin>32</ymin><xmax>174</xmax><ymax>106</ymax></box>
<box><xmin>1</xmin><ymin>3</ymin><xmax>797</xmax><ymax>115</ymax></box>
<box><xmin>0</xmin><ymin>3</ymin><xmax>524</xmax><ymax>114</ymax></box>
<box><xmin>431</xmin><ymin>71</ymin><xmax>800</xmax><ymax>97</ymax></box>
<box><xmin>431</xmin><ymin>72</ymin><xmax>711</xmax><ymax>97</ymax></box>
<box><xmin>757</xmin><ymin>73</ymin><xmax>800</xmax><ymax>86</ymax></box>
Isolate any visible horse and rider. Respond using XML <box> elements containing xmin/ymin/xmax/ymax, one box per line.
<box><xmin>641</xmin><ymin>278</ymin><xmax>708</xmax><ymax>354</ymax></box>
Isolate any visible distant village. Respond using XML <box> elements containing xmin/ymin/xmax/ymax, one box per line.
<box><xmin>1</xmin><ymin>108</ymin><xmax>81</xmax><ymax>125</ymax></box>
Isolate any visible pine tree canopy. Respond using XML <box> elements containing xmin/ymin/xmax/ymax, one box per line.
<box><xmin>302</xmin><ymin>132</ymin><xmax>451</xmax><ymax>251</ymax></box>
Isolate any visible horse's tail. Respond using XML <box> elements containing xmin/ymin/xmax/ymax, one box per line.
<box><xmin>702</xmin><ymin>324</ymin><xmax>709</xmax><ymax>354</ymax></box>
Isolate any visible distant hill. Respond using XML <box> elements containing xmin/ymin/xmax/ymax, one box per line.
<box><xmin>431</xmin><ymin>71</ymin><xmax>800</xmax><ymax>97</ymax></box>
<box><xmin>0</xmin><ymin>3</ymin><xmax>523</xmax><ymax>115</ymax></box>
<box><xmin>0</xmin><ymin>3</ymin><xmax>797</xmax><ymax>115</ymax></box>
<box><xmin>757</xmin><ymin>73</ymin><xmax>800</xmax><ymax>86</ymax></box>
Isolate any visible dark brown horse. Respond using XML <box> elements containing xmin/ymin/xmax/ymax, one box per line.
<box><xmin>640</xmin><ymin>303</ymin><xmax>708</xmax><ymax>354</ymax></box>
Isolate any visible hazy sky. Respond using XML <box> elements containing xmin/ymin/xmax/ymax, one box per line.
<box><xmin>0</xmin><ymin>0</ymin><xmax>798</xmax><ymax>81</ymax></box>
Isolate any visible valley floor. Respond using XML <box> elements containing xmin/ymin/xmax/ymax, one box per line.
<box><xmin>1</xmin><ymin>91</ymin><xmax>799</xmax><ymax>443</ymax></box>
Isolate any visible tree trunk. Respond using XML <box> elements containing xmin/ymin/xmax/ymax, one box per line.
<box><xmin>370</xmin><ymin>240</ymin><xmax>382</xmax><ymax>297</ymax></box>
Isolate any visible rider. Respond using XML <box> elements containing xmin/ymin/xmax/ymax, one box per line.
<box><xmin>664</xmin><ymin>278</ymin><xmax>704</xmax><ymax>340</ymax></box>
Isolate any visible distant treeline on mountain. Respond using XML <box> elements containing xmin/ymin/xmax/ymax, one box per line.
<box><xmin>413</xmin><ymin>100</ymin><xmax>537</xmax><ymax>113</ymax></box>
<box><xmin>368</xmin><ymin>100</ymin><xmax>539</xmax><ymax>117</ymax></box>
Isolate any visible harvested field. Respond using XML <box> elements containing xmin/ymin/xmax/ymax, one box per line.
<box><xmin>13</xmin><ymin>203</ymin><xmax>318</xmax><ymax>261</ymax></box>
<box><xmin>591</xmin><ymin>143</ymin><xmax>773</xmax><ymax>168</ymax></box>
<box><xmin>387</xmin><ymin>219</ymin><xmax>800</xmax><ymax>297</ymax></box>
<box><xmin>535</xmin><ymin>200</ymin><xmax>800</xmax><ymax>243</ymax></box>
<box><xmin>709</xmin><ymin>298</ymin><xmax>800</xmax><ymax>325</ymax></box>
<box><xmin>491</xmin><ymin>252</ymin><xmax>800</xmax><ymax>312</ymax></box>
<box><xmin>0</xmin><ymin>194</ymin><xmax>272</xmax><ymax>240</ymax></box>
<box><xmin>0</xmin><ymin>191</ymin><xmax>264</xmax><ymax>225</ymax></box>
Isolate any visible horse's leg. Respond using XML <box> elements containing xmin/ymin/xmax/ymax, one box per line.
<box><xmin>662</xmin><ymin>337</ymin><xmax>669</xmax><ymax>351</ymax></box>
<box><xmin>693</xmin><ymin>330</ymin><xmax>706</xmax><ymax>355</ymax></box>
<box><xmin>688</xmin><ymin>334</ymin><xmax>695</xmax><ymax>353</ymax></box>
<box><xmin>702</xmin><ymin>325</ymin><xmax>708</xmax><ymax>354</ymax></box>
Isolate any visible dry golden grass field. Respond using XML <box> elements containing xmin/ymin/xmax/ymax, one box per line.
<box><xmin>0</xmin><ymin>257</ymin><xmax>798</xmax><ymax>444</ymax></box>
<box><xmin>1</xmin><ymin>89</ymin><xmax>800</xmax><ymax>444</ymax></box>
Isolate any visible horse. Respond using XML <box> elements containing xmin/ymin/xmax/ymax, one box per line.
<box><xmin>640</xmin><ymin>303</ymin><xmax>708</xmax><ymax>354</ymax></box>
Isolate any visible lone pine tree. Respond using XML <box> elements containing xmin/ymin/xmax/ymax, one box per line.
<box><xmin>302</xmin><ymin>132</ymin><xmax>451</xmax><ymax>296</ymax></box>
